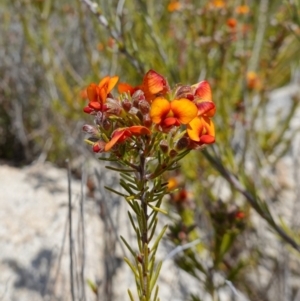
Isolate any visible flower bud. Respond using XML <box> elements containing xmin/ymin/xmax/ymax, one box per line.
<box><xmin>102</xmin><ymin>119</ymin><xmax>111</xmax><ymax>131</ymax></box>
<box><xmin>178</xmin><ymin>231</ymin><xmax>187</xmax><ymax>242</ymax></box>
<box><xmin>136</xmin><ymin>111</ymin><xmax>143</xmax><ymax>122</ymax></box>
<box><xmin>143</xmin><ymin>114</ymin><xmax>152</xmax><ymax>127</ymax></box>
<box><xmin>139</xmin><ymin>100</ymin><xmax>150</xmax><ymax>114</ymax></box>
<box><xmin>136</xmin><ymin>254</ymin><xmax>143</xmax><ymax>263</ymax></box>
<box><xmin>132</xmin><ymin>90</ymin><xmax>145</xmax><ymax>107</ymax></box>
<box><xmin>83</xmin><ymin>124</ymin><xmax>94</xmax><ymax>133</ymax></box>
<box><xmin>159</xmin><ymin>140</ymin><xmax>169</xmax><ymax>153</ymax></box>
<box><xmin>93</xmin><ymin>141</ymin><xmax>106</xmax><ymax>153</ymax></box>
<box><xmin>82</xmin><ymin>124</ymin><xmax>98</xmax><ymax>136</ymax></box>
<box><xmin>132</xmin><ymin>89</ymin><xmax>145</xmax><ymax>101</ymax></box>
<box><xmin>107</xmin><ymin>106</ymin><xmax>122</xmax><ymax>116</ymax></box>
<box><xmin>132</xmin><ymin>98</ymin><xmax>140</xmax><ymax>108</ymax></box>
<box><xmin>95</xmin><ymin>112</ymin><xmax>103</xmax><ymax>125</ymax></box>
<box><xmin>175</xmin><ymin>85</ymin><xmax>194</xmax><ymax>100</ymax></box>
<box><xmin>122</xmin><ymin>99</ymin><xmax>132</xmax><ymax>112</ymax></box>
<box><xmin>175</xmin><ymin>136</ymin><xmax>190</xmax><ymax>151</ymax></box>
<box><xmin>169</xmin><ymin>149</ymin><xmax>178</xmax><ymax>158</ymax></box>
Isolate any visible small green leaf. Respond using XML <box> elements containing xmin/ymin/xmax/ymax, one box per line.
<box><xmin>105</xmin><ymin>166</ymin><xmax>136</xmax><ymax>172</ymax></box>
<box><xmin>104</xmin><ymin>186</ymin><xmax>127</xmax><ymax>197</ymax></box>
<box><xmin>121</xmin><ymin>236</ymin><xmax>136</xmax><ymax>257</ymax></box>
<box><xmin>124</xmin><ymin>257</ymin><xmax>139</xmax><ymax>277</ymax></box>
<box><xmin>86</xmin><ymin>279</ymin><xmax>98</xmax><ymax>295</ymax></box>
<box><xmin>151</xmin><ymin>225</ymin><xmax>168</xmax><ymax>253</ymax></box>
<box><xmin>148</xmin><ymin>203</ymin><xmax>168</xmax><ymax>215</ymax></box>
<box><xmin>218</xmin><ymin>232</ymin><xmax>235</xmax><ymax>262</ymax></box>
<box><xmin>150</xmin><ymin>261</ymin><xmax>162</xmax><ymax>292</ymax></box>
<box><xmin>128</xmin><ymin>289</ymin><xmax>135</xmax><ymax>301</ymax></box>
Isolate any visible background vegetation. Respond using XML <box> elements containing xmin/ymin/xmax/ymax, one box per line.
<box><xmin>1</xmin><ymin>0</ymin><xmax>300</xmax><ymax>300</ymax></box>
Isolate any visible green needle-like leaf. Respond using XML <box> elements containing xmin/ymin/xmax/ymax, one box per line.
<box><xmin>150</xmin><ymin>261</ymin><xmax>162</xmax><ymax>292</ymax></box>
<box><xmin>128</xmin><ymin>289</ymin><xmax>135</xmax><ymax>301</ymax></box>
<box><xmin>151</xmin><ymin>225</ymin><xmax>168</xmax><ymax>253</ymax></box>
<box><xmin>124</xmin><ymin>257</ymin><xmax>139</xmax><ymax>278</ymax></box>
<box><xmin>148</xmin><ymin>203</ymin><xmax>168</xmax><ymax>215</ymax></box>
<box><xmin>104</xmin><ymin>186</ymin><xmax>128</xmax><ymax>197</ymax></box>
<box><xmin>121</xmin><ymin>236</ymin><xmax>136</xmax><ymax>257</ymax></box>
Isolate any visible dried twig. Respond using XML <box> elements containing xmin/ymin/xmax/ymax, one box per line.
<box><xmin>67</xmin><ymin>159</ymin><xmax>76</xmax><ymax>301</ymax></box>
<box><xmin>80</xmin><ymin>0</ymin><xmax>144</xmax><ymax>74</ymax></box>
<box><xmin>79</xmin><ymin>163</ymin><xmax>87</xmax><ymax>301</ymax></box>
<box><xmin>164</xmin><ymin>239</ymin><xmax>201</xmax><ymax>261</ymax></box>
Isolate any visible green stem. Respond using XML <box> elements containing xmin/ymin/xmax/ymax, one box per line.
<box><xmin>139</xmin><ymin>152</ymin><xmax>149</xmax><ymax>300</ymax></box>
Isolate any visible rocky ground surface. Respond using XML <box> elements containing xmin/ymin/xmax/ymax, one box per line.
<box><xmin>0</xmin><ymin>162</ymin><xmax>103</xmax><ymax>301</ymax></box>
<box><xmin>1</xmin><ymin>155</ymin><xmax>299</xmax><ymax>301</ymax></box>
<box><xmin>0</xmin><ymin>161</ymin><xmax>204</xmax><ymax>301</ymax></box>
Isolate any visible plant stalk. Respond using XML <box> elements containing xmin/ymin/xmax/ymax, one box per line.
<box><xmin>139</xmin><ymin>152</ymin><xmax>149</xmax><ymax>299</ymax></box>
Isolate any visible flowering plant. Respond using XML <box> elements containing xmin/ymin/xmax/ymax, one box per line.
<box><xmin>82</xmin><ymin>70</ymin><xmax>216</xmax><ymax>300</ymax></box>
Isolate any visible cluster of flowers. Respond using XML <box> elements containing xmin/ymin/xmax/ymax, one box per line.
<box><xmin>82</xmin><ymin>70</ymin><xmax>215</xmax><ymax>155</ymax></box>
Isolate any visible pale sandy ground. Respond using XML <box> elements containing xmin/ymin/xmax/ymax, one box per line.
<box><xmin>0</xmin><ymin>162</ymin><xmax>104</xmax><ymax>301</ymax></box>
<box><xmin>0</xmin><ymin>156</ymin><xmax>299</xmax><ymax>301</ymax></box>
<box><xmin>0</xmin><ymin>161</ymin><xmax>204</xmax><ymax>301</ymax></box>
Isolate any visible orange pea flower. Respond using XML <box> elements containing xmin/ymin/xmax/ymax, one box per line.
<box><xmin>143</xmin><ymin>70</ymin><xmax>169</xmax><ymax>99</ymax></box>
<box><xmin>118</xmin><ymin>82</ymin><xmax>137</xmax><ymax>95</ymax></box>
<box><xmin>236</xmin><ymin>5</ymin><xmax>250</xmax><ymax>14</ymax></box>
<box><xmin>210</xmin><ymin>0</ymin><xmax>225</xmax><ymax>8</ymax></box>
<box><xmin>150</xmin><ymin>97</ymin><xmax>198</xmax><ymax>127</ymax></box>
<box><xmin>118</xmin><ymin>70</ymin><xmax>169</xmax><ymax>102</ymax></box>
<box><xmin>187</xmin><ymin>116</ymin><xmax>215</xmax><ymax>145</ymax></box>
<box><xmin>246</xmin><ymin>71</ymin><xmax>262</xmax><ymax>90</ymax></box>
<box><xmin>105</xmin><ymin>126</ymin><xmax>151</xmax><ymax>151</ymax></box>
<box><xmin>84</xmin><ymin>75</ymin><xmax>119</xmax><ymax>113</ymax></box>
<box><xmin>227</xmin><ymin>18</ymin><xmax>237</xmax><ymax>29</ymax></box>
<box><xmin>193</xmin><ymin>81</ymin><xmax>216</xmax><ymax>117</ymax></box>
<box><xmin>171</xmin><ymin>189</ymin><xmax>188</xmax><ymax>203</ymax></box>
<box><xmin>167</xmin><ymin>1</ymin><xmax>181</xmax><ymax>12</ymax></box>
<box><xmin>235</xmin><ymin>211</ymin><xmax>246</xmax><ymax>220</ymax></box>
<box><xmin>167</xmin><ymin>177</ymin><xmax>179</xmax><ymax>191</ymax></box>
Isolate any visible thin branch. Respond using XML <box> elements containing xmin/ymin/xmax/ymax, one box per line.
<box><xmin>164</xmin><ymin>239</ymin><xmax>201</xmax><ymax>261</ymax></box>
<box><xmin>48</xmin><ymin>206</ymin><xmax>69</xmax><ymax>295</ymax></box>
<box><xmin>248</xmin><ymin>0</ymin><xmax>269</xmax><ymax>72</ymax></box>
<box><xmin>225</xmin><ymin>280</ymin><xmax>250</xmax><ymax>301</ymax></box>
<box><xmin>94</xmin><ymin>168</ymin><xmax>127</xmax><ymax>256</ymax></box>
<box><xmin>203</xmin><ymin>150</ymin><xmax>300</xmax><ymax>252</ymax></box>
<box><xmin>79</xmin><ymin>163</ymin><xmax>87</xmax><ymax>301</ymax></box>
<box><xmin>80</xmin><ymin>0</ymin><xmax>144</xmax><ymax>73</ymax></box>
<box><xmin>67</xmin><ymin>159</ymin><xmax>76</xmax><ymax>301</ymax></box>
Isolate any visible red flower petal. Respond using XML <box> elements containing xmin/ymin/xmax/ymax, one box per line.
<box><xmin>105</xmin><ymin>129</ymin><xmax>131</xmax><ymax>152</ymax></box>
<box><xmin>128</xmin><ymin>126</ymin><xmax>151</xmax><ymax>135</ymax></box>
<box><xmin>143</xmin><ymin>70</ymin><xmax>168</xmax><ymax>95</ymax></box>
<box><xmin>163</xmin><ymin>117</ymin><xmax>180</xmax><ymax>127</ymax></box>
<box><xmin>83</xmin><ymin>106</ymin><xmax>94</xmax><ymax>114</ymax></box>
<box><xmin>118</xmin><ymin>82</ymin><xmax>135</xmax><ymax>95</ymax></box>
<box><xmin>89</xmin><ymin>101</ymin><xmax>102</xmax><ymax>110</ymax></box>
<box><xmin>93</xmin><ymin>141</ymin><xmax>106</xmax><ymax>153</ymax></box>
<box><xmin>87</xmin><ymin>83</ymin><xmax>99</xmax><ymax>102</ymax></box>
<box><xmin>196</xmin><ymin>101</ymin><xmax>216</xmax><ymax>117</ymax></box>
<box><xmin>199</xmin><ymin>135</ymin><xmax>215</xmax><ymax>144</ymax></box>
<box><xmin>194</xmin><ymin>81</ymin><xmax>212</xmax><ymax>102</ymax></box>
